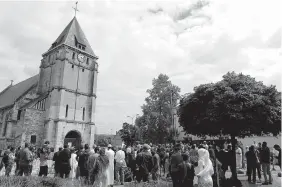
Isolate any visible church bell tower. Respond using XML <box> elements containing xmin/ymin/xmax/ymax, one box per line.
<box><xmin>37</xmin><ymin>16</ymin><xmax>98</xmax><ymax>150</ymax></box>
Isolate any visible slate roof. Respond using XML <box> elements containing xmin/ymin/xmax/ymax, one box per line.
<box><xmin>47</xmin><ymin>17</ymin><xmax>95</xmax><ymax>56</ymax></box>
<box><xmin>0</xmin><ymin>75</ymin><xmax>39</xmax><ymax>109</ymax></box>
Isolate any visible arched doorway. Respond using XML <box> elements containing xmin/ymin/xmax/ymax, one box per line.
<box><xmin>64</xmin><ymin>130</ymin><xmax>81</xmax><ymax>149</ymax></box>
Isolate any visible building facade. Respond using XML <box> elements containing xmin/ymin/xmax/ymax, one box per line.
<box><xmin>0</xmin><ymin>17</ymin><xmax>98</xmax><ymax>151</ymax></box>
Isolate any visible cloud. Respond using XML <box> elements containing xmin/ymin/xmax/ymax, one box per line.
<box><xmin>0</xmin><ymin>0</ymin><xmax>280</xmax><ymax>134</ymax></box>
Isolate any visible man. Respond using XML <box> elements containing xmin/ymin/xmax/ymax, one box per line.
<box><xmin>53</xmin><ymin>147</ymin><xmax>62</xmax><ymax>177</ymax></box>
<box><xmin>58</xmin><ymin>144</ymin><xmax>71</xmax><ymax>178</ymax></box>
<box><xmin>151</xmin><ymin>147</ymin><xmax>160</xmax><ymax>181</ymax></box>
<box><xmin>2</xmin><ymin>147</ymin><xmax>15</xmax><ymax>176</ymax></box>
<box><xmin>260</xmin><ymin>142</ymin><xmax>272</xmax><ymax>185</ymax></box>
<box><xmin>14</xmin><ymin>146</ymin><xmax>21</xmax><ymax>175</ymax></box>
<box><xmin>39</xmin><ymin>146</ymin><xmax>49</xmax><ymax>176</ymax></box>
<box><xmin>136</xmin><ymin>144</ymin><xmax>153</xmax><ymax>183</ymax></box>
<box><xmin>246</xmin><ymin>146</ymin><xmax>257</xmax><ymax>184</ymax></box>
<box><xmin>18</xmin><ymin>143</ymin><xmax>33</xmax><ymax>176</ymax></box>
<box><xmin>170</xmin><ymin>143</ymin><xmax>185</xmax><ymax>187</ymax></box>
<box><xmin>78</xmin><ymin>144</ymin><xmax>90</xmax><ymax>184</ymax></box>
<box><xmin>106</xmin><ymin>144</ymin><xmax>115</xmax><ymax>187</ymax></box>
<box><xmin>254</xmin><ymin>145</ymin><xmax>262</xmax><ymax>183</ymax></box>
<box><xmin>115</xmin><ymin>146</ymin><xmax>126</xmax><ymax>185</ymax></box>
<box><xmin>28</xmin><ymin>146</ymin><xmax>35</xmax><ymax>175</ymax></box>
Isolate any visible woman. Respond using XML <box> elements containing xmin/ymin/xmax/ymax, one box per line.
<box><xmin>196</xmin><ymin>148</ymin><xmax>214</xmax><ymax>187</ymax></box>
<box><xmin>236</xmin><ymin>145</ymin><xmax>242</xmax><ymax>169</ymax></box>
<box><xmin>274</xmin><ymin>145</ymin><xmax>281</xmax><ymax>169</ymax></box>
<box><xmin>69</xmin><ymin>148</ymin><xmax>78</xmax><ymax>179</ymax></box>
<box><xmin>93</xmin><ymin>148</ymin><xmax>109</xmax><ymax>187</ymax></box>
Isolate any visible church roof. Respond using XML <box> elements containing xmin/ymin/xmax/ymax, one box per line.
<box><xmin>0</xmin><ymin>75</ymin><xmax>39</xmax><ymax>109</ymax></box>
<box><xmin>47</xmin><ymin>17</ymin><xmax>95</xmax><ymax>56</ymax></box>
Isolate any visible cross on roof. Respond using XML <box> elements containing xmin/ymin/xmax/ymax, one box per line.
<box><xmin>73</xmin><ymin>1</ymin><xmax>79</xmax><ymax>17</ymax></box>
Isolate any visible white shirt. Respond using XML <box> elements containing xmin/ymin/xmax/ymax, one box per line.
<box><xmin>115</xmin><ymin>150</ymin><xmax>125</xmax><ymax>163</ymax></box>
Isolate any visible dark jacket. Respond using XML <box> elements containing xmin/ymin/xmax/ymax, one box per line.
<box><xmin>245</xmin><ymin>150</ymin><xmax>257</xmax><ymax>167</ymax></box>
<box><xmin>183</xmin><ymin>162</ymin><xmax>195</xmax><ymax>183</ymax></box>
<box><xmin>127</xmin><ymin>153</ymin><xmax>136</xmax><ymax>172</ymax></box>
<box><xmin>19</xmin><ymin>148</ymin><xmax>32</xmax><ymax>166</ymax></box>
<box><xmin>260</xmin><ymin>147</ymin><xmax>270</xmax><ymax>164</ymax></box>
<box><xmin>53</xmin><ymin>151</ymin><xmax>61</xmax><ymax>171</ymax></box>
<box><xmin>136</xmin><ymin>151</ymin><xmax>153</xmax><ymax>174</ymax></box>
<box><xmin>170</xmin><ymin>152</ymin><xmax>183</xmax><ymax>173</ymax></box>
<box><xmin>78</xmin><ymin>149</ymin><xmax>90</xmax><ymax>176</ymax></box>
<box><xmin>58</xmin><ymin>148</ymin><xmax>71</xmax><ymax>164</ymax></box>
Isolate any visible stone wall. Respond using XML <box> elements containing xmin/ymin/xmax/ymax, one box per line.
<box><xmin>20</xmin><ymin>108</ymin><xmax>45</xmax><ymax>147</ymax></box>
<box><xmin>53</xmin><ymin>121</ymin><xmax>94</xmax><ymax>151</ymax></box>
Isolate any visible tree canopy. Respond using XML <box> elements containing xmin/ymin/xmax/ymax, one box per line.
<box><xmin>118</xmin><ymin>122</ymin><xmax>140</xmax><ymax>146</ymax></box>
<box><xmin>178</xmin><ymin>72</ymin><xmax>281</xmax><ymax>138</ymax></box>
<box><xmin>135</xmin><ymin>74</ymin><xmax>181</xmax><ymax>144</ymax></box>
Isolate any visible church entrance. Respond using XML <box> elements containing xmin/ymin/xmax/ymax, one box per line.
<box><xmin>64</xmin><ymin>131</ymin><xmax>81</xmax><ymax>149</ymax></box>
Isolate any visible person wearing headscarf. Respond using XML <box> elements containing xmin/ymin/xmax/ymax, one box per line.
<box><xmin>95</xmin><ymin>148</ymin><xmax>110</xmax><ymax>187</ymax></box>
<box><xmin>106</xmin><ymin>144</ymin><xmax>115</xmax><ymax>187</ymax></box>
<box><xmin>87</xmin><ymin>147</ymin><xmax>100</xmax><ymax>185</ymax></box>
<box><xmin>69</xmin><ymin>148</ymin><xmax>78</xmax><ymax>179</ymax></box>
<box><xmin>196</xmin><ymin>148</ymin><xmax>214</xmax><ymax>187</ymax></box>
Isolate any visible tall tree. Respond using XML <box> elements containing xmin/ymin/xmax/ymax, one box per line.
<box><xmin>178</xmin><ymin>72</ymin><xmax>281</xmax><ymax>184</ymax></box>
<box><xmin>118</xmin><ymin>122</ymin><xmax>140</xmax><ymax>146</ymax></box>
<box><xmin>136</xmin><ymin>74</ymin><xmax>181</xmax><ymax>144</ymax></box>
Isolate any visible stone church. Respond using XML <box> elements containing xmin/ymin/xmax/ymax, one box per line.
<box><xmin>0</xmin><ymin>17</ymin><xmax>98</xmax><ymax>151</ymax></box>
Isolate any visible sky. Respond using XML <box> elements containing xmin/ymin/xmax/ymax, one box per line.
<box><xmin>0</xmin><ymin>0</ymin><xmax>281</xmax><ymax>134</ymax></box>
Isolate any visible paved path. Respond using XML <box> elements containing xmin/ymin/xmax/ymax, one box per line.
<box><xmin>238</xmin><ymin>166</ymin><xmax>281</xmax><ymax>187</ymax></box>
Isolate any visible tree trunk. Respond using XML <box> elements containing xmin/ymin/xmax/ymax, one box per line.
<box><xmin>231</xmin><ymin>135</ymin><xmax>237</xmax><ymax>179</ymax></box>
<box><xmin>231</xmin><ymin>135</ymin><xmax>242</xmax><ymax>187</ymax></box>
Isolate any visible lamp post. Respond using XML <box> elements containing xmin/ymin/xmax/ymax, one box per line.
<box><xmin>127</xmin><ymin>114</ymin><xmax>139</xmax><ymax>125</ymax></box>
<box><xmin>169</xmin><ymin>86</ymin><xmax>177</xmax><ymax>142</ymax></box>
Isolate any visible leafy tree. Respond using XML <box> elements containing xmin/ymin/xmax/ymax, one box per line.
<box><xmin>97</xmin><ymin>138</ymin><xmax>110</xmax><ymax>147</ymax></box>
<box><xmin>118</xmin><ymin>122</ymin><xmax>140</xmax><ymax>146</ymax></box>
<box><xmin>136</xmin><ymin>74</ymin><xmax>181</xmax><ymax>144</ymax></box>
<box><xmin>178</xmin><ymin>72</ymin><xmax>281</xmax><ymax>182</ymax></box>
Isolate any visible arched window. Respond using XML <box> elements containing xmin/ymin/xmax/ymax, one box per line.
<box><xmin>82</xmin><ymin>107</ymin><xmax>85</xmax><ymax>121</ymax></box>
<box><xmin>65</xmin><ymin>105</ymin><xmax>69</xmax><ymax>118</ymax></box>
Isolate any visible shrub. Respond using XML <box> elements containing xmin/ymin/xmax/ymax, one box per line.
<box><xmin>0</xmin><ymin>176</ymin><xmax>83</xmax><ymax>187</ymax></box>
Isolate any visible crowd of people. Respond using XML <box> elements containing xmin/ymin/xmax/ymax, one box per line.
<box><xmin>0</xmin><ymin>140</ymin><xmax>281</xmax><ymax>187</ymax></box>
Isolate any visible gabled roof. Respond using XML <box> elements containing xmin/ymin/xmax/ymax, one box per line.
<box><xmin>47</xmin><ymin>17</ymin><xmax>95</xmax><ymax>56</ymax></box>
<box><xmin>0</xmin><ymin>75</ymin><xmax>39</xmax><ymax>109</ymax></box>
